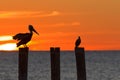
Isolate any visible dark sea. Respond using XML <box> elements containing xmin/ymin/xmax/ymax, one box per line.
<box><xmin>0</xmin><ymin>51</ymin><xmax>119</xmax><ymax>80</ymax></box>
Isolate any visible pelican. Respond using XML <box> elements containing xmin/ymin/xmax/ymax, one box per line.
<box><xmin>75</xmin><ymin>36</ymin><xmax>81</xmax><ymax>48</ymax></box>
<box><xmin>13</xmin><ymin>25</ymin><xmax>39</xmax><ymax>47</ymax></box>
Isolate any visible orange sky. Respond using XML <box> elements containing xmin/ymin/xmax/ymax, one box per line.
<box><xmin>0</xmin><ymin>0</ymin><xmax>120</xmax><ymax>51</ymax></box>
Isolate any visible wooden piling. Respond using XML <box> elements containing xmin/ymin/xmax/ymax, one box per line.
<box><xmin>75</xmin><ymin>47</ymin><xmax>86</xmax><ymax>80</ymax></box>
<box><xmin>19</xmin><ymin>47</ymin><xmax>29</xmax><ymax>80</ymax></box>
<box><xmin>50</xmin><ymin>47</ymin><xmax>60</xmax><ymax>80</ymax></box>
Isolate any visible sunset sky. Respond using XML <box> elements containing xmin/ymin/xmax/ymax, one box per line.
<box><xmin>0</xmin><ymin>0</ymin><xmax>120</xmax><ymax>51</ymax></box>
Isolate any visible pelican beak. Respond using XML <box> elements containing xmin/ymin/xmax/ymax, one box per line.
<box><xmin>33</xmin><ymin>28</ymin><xmax>39</xmax><ymax>35</ymax></box>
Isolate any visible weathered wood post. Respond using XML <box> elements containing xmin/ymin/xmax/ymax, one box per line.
<box><xmin>75</xmin><ymin>47</ymin><xmax>86</xmax><ymax>80</ymax></box>
<box><xmin>19</xmin><ymin>47</ymin><xmax>29</xmax><ymax>80</ymax></box>
<box><xmin>50</xmin><ymin>47</ymin><xmax>60</xmax><ymax>80</ymax></box>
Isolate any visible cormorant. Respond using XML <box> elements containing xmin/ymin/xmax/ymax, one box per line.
<box><xmin>13</xmin><ymin>25</ymin><xmax>39</xmax><ymax>47</ymax></box>
<box><xmin>75</xmin><ymin>36</ymin><xmax>81</xmax><ymax>48</ymax></box>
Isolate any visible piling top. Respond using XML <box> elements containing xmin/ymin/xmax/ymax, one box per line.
<box><xmin>75</xmin><ymin>47</ymin><xmax>84</xmax><ymax>53</ymax></box>
<box><xmin>19</xmin><ymin>47</ymin><xmax>29</xmax><ymax>53</ymax></box>
<box><xmin>75</xmin><ymin>47</ymin><xmax>84</xmax><ymax>50</ymax></box>
<box><xmin>19</xmin><ymin>47</ymin><xmax>29</xmax><ymax>49</ymax></box>
<box><xmin>50</xmin><ymin>47</ymin><xmax>60</xmax><ymax>51</ymax></box>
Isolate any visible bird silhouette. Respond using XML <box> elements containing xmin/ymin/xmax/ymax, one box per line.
<box><xmin>13</xmin><ymin>25</ymin><xmax>39</xmax><ymax>47</ymax></box>
<box><xmin>75</xmin><ymin>36</ymin><xmax>81</xmax><ymax>48</ymax></box>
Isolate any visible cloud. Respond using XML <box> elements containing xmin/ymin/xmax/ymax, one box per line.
<box><xmin>0</xmin><ymin>43</ymin><xmax>17</xmax><ymax>51</ymax></box>
<box><xmin>0</xmin><ymin>36</ymin><xmax>13</xmax><ymax>41</ymax></box>
<box><xmin>43</xmin><ymin>22</ymin><xmax>80</xmax><ymax>27</ymax></box>
<box><xmin>54</xmin><ymin>22</ymin><xmax>80</xmax><ymax>27</ymax></box>
<box><xmin>0</xmin><ymin>11</ymin><xmax>60</xmax><ymax>18</ymax></box>
<box><xmin>0</xmin><ymin>10</ymin><xmax>97</xmax><ymax>19</ymax></box>
<box><xmin>41</xmin><ymin>32</ymin><xmax>80</xmax><ymax>37</ymax></box>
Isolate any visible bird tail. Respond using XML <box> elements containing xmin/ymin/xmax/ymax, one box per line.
<box><xmin>13</xmin><ymin>33</ymin><xmax>23</xmax><ymax>40</ymax></box>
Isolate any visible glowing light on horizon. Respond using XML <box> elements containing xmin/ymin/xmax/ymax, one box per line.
<box><xmin>0</xmin><ymin>43</ymin><xmax>17</xmax><ymax>51</ymax></box>
<box><xmin>0</xmin><ymin>36</ymin><xmax>13</xmax><ymax>41</ymax></box>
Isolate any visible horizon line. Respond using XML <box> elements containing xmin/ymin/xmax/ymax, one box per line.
<box><xmin>0</xmin><ymin>49</ymin><xmax>120</xmax><ymax>52</ymax></box>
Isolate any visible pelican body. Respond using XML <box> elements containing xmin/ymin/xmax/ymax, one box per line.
<box><xmin>75</xmin><ymin>36</ymin><xmax>81</xmax><ymax>48</ymax></box>
<box><xmin>13</xmin><ymin>25</ymin><xmax>39</xmax><ymax>47</ymax></box>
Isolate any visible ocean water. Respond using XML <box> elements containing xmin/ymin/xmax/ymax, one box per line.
<box><xmin>0</xmin><ymin>51</ymin><xmax>119</xmax><ymax>80</ymax></box>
